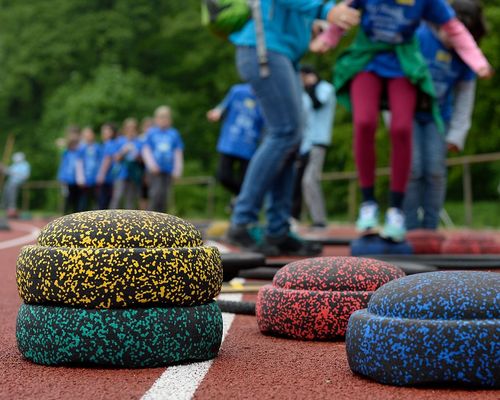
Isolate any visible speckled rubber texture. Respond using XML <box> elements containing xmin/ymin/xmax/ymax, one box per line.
<box><xmin>441</xmin><ymin>234</ymin><xmax>500</xmax><ymax>255</ymax></box>
<box><xmin>37</xmin><ymin>210</ymin><xmax>203</xmax><ymax>249</ymax></box>
<box><xmin>17</xmin><ymin>302</ymin><xmax>223</xmax><ymax>368</ymax></box>
<box><xmin>406</xmin><ymin>230</ymin><xmax>445</xmax><ymax>254</ymax></box>
<box><xmin>346</xmin><ymin>272</ymin><xmax>500</xmax><ymax>387</ymax></box>
<box><xmin>351</xmin><ymin>235</ymin><xmax>413</xmax><ymax>256</ymax></box>
<box><xmin>17</xmin><ymin>245</ymin><xmax>222</xmax><ymax>309</ymax></box>
<box><xmin>256</xmin><ymin>257</ymin><xmax>405</xmax><ymax>340</ymax></box>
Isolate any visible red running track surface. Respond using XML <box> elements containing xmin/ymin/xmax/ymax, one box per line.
<box><xmin>1</xmin><ymin>220</ymin><xmax>498</xmax><ymax>400</ymax></box>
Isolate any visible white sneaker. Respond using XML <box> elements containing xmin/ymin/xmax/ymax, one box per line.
<box><xmin>381</xmin><ymin>208</ymin><xmax>407</xmax><ymax>242</ymax></box>
<box><xmin>356</xmin><ymin>201</ymin><xmax>379</xmax><ymax>232</ymax></box>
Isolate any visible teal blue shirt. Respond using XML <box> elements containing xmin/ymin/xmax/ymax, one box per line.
<box><xmin>230</xmin><ymin>0</ymin><xmax>335</xmax><ymax>63</ymax></box>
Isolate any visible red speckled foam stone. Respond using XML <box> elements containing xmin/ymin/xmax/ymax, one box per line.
<box><xmin>256</xmin><ymin>257</ymin><xmax>405</xmax><ymax>340</ymax></box>
<box><xmin>441</xmin><ymin>232</ymin><xmax>500</xmax><ymax>254</ymax></box>
<box><xmin>406</xmin><ymin>230</ymin><xmax>446</xmax><ymax>254</ymax></box>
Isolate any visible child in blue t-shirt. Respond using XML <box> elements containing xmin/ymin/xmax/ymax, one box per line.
<box><xmin>311</xmin><ymin>0</ymin><xmax>492</xmax><ymax>241</ymax></box>
<box><xmin>404</xmin><ymin>0</ymin><xmax>486</xmax><ymax>230</ymax></box>
<box><xmin>96</xmin><ymin>122</ymin><xmax>118</xmax><ymax>209</ymax></box>
<box><xmin>57</xmin><ymin>130</ymin><xmax>81</xmax><ymax>214</ymax></box>
<box><xmin>207</xmin><ymin>83</ymin><xmax>264</xmax><ymax>197</ymax></box>
<box><xmin>142</xmin><ymin>106</ymin><xmax>184</xmax><ymax>213</ymax></box>
<box><xmin>76</xmin><ymin>127</ymin><xmax>102</xmax><ymax>211</ymax></box>
<box><xmin>109</xmin><ymin>118</ymin><xmax>143</xmax><ymax>210</ymax></box>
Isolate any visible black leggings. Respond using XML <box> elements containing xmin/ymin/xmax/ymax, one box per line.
<box><xmin>216</xmin><ymin>154</ymin><xmax>250</xmax><ymax>196</ymax></box>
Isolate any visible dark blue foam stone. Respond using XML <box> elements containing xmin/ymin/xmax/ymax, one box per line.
<box><xmin>346</xmin><ymin>271</ymin><xmax>500</xmax><ymax>387</ymax></box>
<box><xmin>351</xmin><ymin>235</ymin><xmax>413</xmax><ymax>256</ymax></box>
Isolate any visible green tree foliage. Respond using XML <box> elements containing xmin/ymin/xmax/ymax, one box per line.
<box><xmin>0</xmin><ymin>0</ymin><xmax>499</xmax><ymax>209</ymax></box>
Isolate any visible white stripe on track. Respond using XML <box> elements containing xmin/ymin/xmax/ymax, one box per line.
<box><xmin>0</xmin><ymin>223</ymin><xmax>40</xmax><ymax>250</ymax></box>
<box><xmin>141</xmin><ymin>293</ymin><xmax>243</xmax><ymax>400</ymax></box>
<box><xmin>204</xmin><ymin>240</ymin><xmax>231</xmax><ymax>254</ymax></box>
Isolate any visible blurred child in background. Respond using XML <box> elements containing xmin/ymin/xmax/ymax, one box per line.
<box><xmin>76</xmin><ymin>127</ymin><xmax>102</xmax><ymax>211</ymax></box>
<box><xmin>404</xmin><ymin>0</ymin><xmax>488</xmax><ymax>230</ymax></box>
<box><xmin>58</xmin><ymin>130</ymin><xmax>81</xmax><ymax>214</ymax></box>
<box><xmin>109</xmin><ymin>118</ymin><xmax>143</xmax><ymax>209</ymax></box>
<box><xmin>96</xmin><ymin>122</ymin><xmax>118</xmax><ymax>209</ymax></box>
<box><xmin>1</xmin><ymin>152</ymin><xmax>31</xmax><ymax>218</ymax></box>
<box><xmin>207</xmin><ymin>83</ymin><xmax>264</xmax><ymax>201</ymax></box>
<box><xmin>311</xmin><ymin>0</ymin><xmax>492</xmax><ymax>241</ymax></box>
<box><xmin>142</xmin><ymin>106</ymin><xmax>184</xmax><ymax>213</ymax></box>
<box><xmin>139</xmin><ymin>117</ymin><xmax>154</xmax><ymax>210</ymax></box>
<box><xmin>292</xmin><ymin>65</ymin><xmax>336</xmax><ymax>229</ymax></box>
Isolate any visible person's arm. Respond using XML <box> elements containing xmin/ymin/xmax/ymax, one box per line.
<box><xmin>275</xmin><ymin>0</ymin><xmax>332</xmax><ymax>14</ymax></box>
<box><xmin>310</xmin><ymin>23</ymin><xmax>345</xmax><ymax>52</ymax></box>
<box><xmin>173</xmin><ymin>150</ymin><xmax>184</xmax><ymax>179</ymax></box>
<box><xmin>441</xmin><ymin>19</ymin><xmax>493</xmax><ymax>78</ymax></box>
<box><xmin>446</xmin><ymin>80</ymin><xmax>476</xmax><ymax>152</ymax></box>
<box><xmin>142</xmin><ymin>145</ymin><xmax>160</xmax><ymax>174</ymax></box>
<box><xmin>75</xmin><ymin>159</ymin><xmax>86</xmax><ymax>186</ymax></box>
<box><xmin>96</xmin><ymin>155</ymin><xmax>112</xmax><ymax>184</ymax></box>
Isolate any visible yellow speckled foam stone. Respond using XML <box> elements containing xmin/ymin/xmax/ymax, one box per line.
<box><xmin>17</xmin><ymin>210</ymin><xmax>222</xmax><ymax>309</ymax></box>
<box><xmin>37</xmin><ymin>210</ymin><xmax>203</xmax><ymax>249</ymax></box>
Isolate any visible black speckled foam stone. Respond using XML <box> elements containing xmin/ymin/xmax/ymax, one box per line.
<box><xmin>17</xmin><ymin>302</ymin><xmax>223</xmax><ymax>368</ymax></box>
<box><xmin>17</xmin><ymin>245</ymin><xmax>222</xmax><ymax>309</ymax></box>
<box><xmin>346</xmin><ymin>271</ymin><xmax>500</xmax><ymax>387</ymax></box>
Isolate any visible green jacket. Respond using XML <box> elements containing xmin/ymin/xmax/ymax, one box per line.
<box><xmin>334</xmin><ymin>29</ymin><xmax>444</xmax><ymax>132</ymax></box>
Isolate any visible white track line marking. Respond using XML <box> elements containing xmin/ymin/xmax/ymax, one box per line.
<box><xmin>204</xmin><ymin>240</ymin><xmax>231</xmax><ymax>254</ymax></box>
<box><xmin>0</xmin><ymin>223</ymin><xmax>40</xmax><ymax>250</ymax></box>
<box><xmin>141</xmin><ymin>293</ymin><xmax>243</xmax><ymax>400</ymax></box>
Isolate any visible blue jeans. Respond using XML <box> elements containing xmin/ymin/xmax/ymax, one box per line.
<box><xmin>231</xmin><ymin>47</ymin><xmax>303</xmax><ymax>237</ymax></box>
<box><xmin>403</xmin><ymin>120</ymin><xmax>447</xmax><ymax>230</ymax></box>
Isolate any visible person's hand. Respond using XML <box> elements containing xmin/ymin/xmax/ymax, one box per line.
<box><xmin>207</xmin><ymin>109</ymin><xmax>222</xmax><ymax>122</ymax></box>
<box><xmin>447</xmin><ymin>143</ymin><xmax>460</xmax><ymax>153</ymax></box>
<box><xmin>477</xmin><ymin>65</ymin><xmax>494</xmax><ymax>79</ymax></box>
<box><xmin>149</xmin><ymin>165</ymin><xmax>161</xmax><ymax>175</ymax></box>
<box><xmin>312</xmin><ymin>20</ymin><xmax>329</xmax><ymax>38</ymax></box>
<box><xmin>327</xmin><ymin>1</ymin><xmax>360</xmax><ymax>31</ymax></box>
<box><xmin>310</xmin><ymin>36</ymin><xmax>331</xmax><ymax>53</ymax></box>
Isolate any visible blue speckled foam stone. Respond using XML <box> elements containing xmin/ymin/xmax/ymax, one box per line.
<box><xmin>346</xmin><ymin>271</ymin><xmax>500</xmax><ymax>387</ymax></box>
<box><xmin>351</xmin><ymin>235</ymin><xmax>413</xmax><ymax>256</ymax></box>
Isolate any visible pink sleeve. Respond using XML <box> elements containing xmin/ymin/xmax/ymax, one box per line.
<box><xmin>441</xmin><ymin>18</ymin><xmax>490</xmax><ymax>74</ymax></box>
<box><xmin>318</xmin><ymin>24</ymin><xmax>345</xmax><ymax>49</ymax></box>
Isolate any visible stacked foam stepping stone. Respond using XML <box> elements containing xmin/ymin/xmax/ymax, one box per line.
<box><xmin>350</xmin><ymin>235</ymin><xmax>413</xmax><ymax>257</ymax></box>
<box><xmin>441</xmin><ymin>232</ymin><xmax>500</xmax><ymax>254</ymax></box>
<box><xmin>16</xmin><ymin>210</ymin><xmax>223</xmax><ymax>368</ymax></box>
<box><xmin>406</xmin><ymin>229</ymin><xmax>445</xmax><ymax>254</ymax></box>
<box><xmin>347</xmin><ymin>271</ymin><xmax>500</xmax><ymax>387</ymax></box>
<box><xmin>256</xmin><ymin>257</ymin><xmax>405</xmax><ymax>340</ymax></box>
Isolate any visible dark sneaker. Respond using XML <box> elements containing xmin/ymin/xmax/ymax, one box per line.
<box><xmin>226</xmin><ymin>224</ymin><xmax>258</xmax><ymax>249</ymax></box>
<box><xmin>266</xmin><ymin>232</ymin><xmax>323</xmax><ymax>257</ymax></box>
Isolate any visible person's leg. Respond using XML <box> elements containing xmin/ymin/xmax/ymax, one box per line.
<box><xmin>109</xmin><ymin>180</ymin><xmax>125</xmax><ymax>209</ymax></box>
<box><xmin>351</xmin><ymin>72</ymin><xmax>384</xmax><ymax>202</ymax></box>
<box><xmin>382</xmin><ymin>77</ymin><xmax>417</xmax><ymax>240</ymax></box>
<box><xmin>387</xmin><ymin>77</ymin><xmax>417</xmax><ymax>208</ymax></box>
<box><xmin>78</xmin><ymin>187</ymin><xmax>90</xmax><ymax>212</ymax></box>
<box><xmin>97</xmin><ymin>183</ymin><xmax>112</xmax><ymax>210</ymax></box>
<box><xmin>230</xmin><ymin>48</ymin><xmax>303</xmax><ymax>239</ymax></box>
<box><xmin>217</xmin><ymin>154</ymin><xmax>240</xmax><ymax>195</ymax></box>
<box><xmin>351</xmin><ymin>72</ymin><xmax>383</xmax><ymax>230</ymax></box>
<box><xmin>422</xmin><ymin>122</ymin><xmax>447</xmax><ymax>229</ymax></box>
<box><xmin>302</xmin><ymin>146</ymin><xmax>328</xmax><ymax>226</ymax></box>
<box><xmin>4</xmin><ymin>181</ymin><xmax>17</xmax><ymax>210</ymax></box>
<box><xmin>124</xmin><ymin>180</ymin><xmax>139</xmax><ymax>210</ymax></box>
<box><xmin>147</xmin><ymin>173</ymin><xmax>163</xmax><ymax>212</ymax></box>
<box><xmin>291</xmin><ymin>153</ymin><xmax>308</xmax><ymax>221</ymax></box>
<box><xmin>403</xmin><ymin>121</ymin><xmax>425</xmax><ymax>230</ymax></box>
